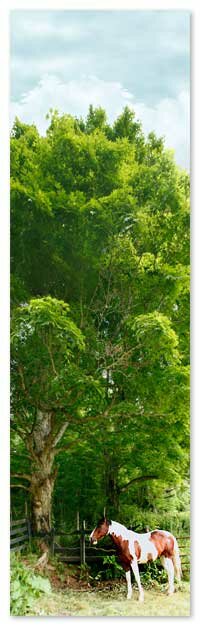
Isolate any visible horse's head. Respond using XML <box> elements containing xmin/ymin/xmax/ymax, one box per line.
<box><xmin>89</xmin><ymin>516</ymin><xmax>111</xmax><ymax>545</ymax></box>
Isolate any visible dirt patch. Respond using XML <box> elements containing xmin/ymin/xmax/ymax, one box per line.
<box><xmin>49</xmin><ymin>571</ymin><xmax>91</xmax><ymax>591</ymax></box>
<box><xmin>48</xmin><ymin>569</ymin><xmax>122</xmax><ymax>592</ymax></box>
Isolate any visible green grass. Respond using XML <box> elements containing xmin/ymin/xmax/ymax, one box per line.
<box><xmin>28</xmin><ymin>583</ymin><xmax>190</xmax><ymax>617</ymax></box>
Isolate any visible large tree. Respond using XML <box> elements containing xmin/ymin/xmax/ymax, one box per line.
<box><xmin>10</xmin><ymin>107</ymin><xmax>190</xmax><ymax>531</ymax></box>
<box><xmin>11</xmin><ymin>296</ymin><xmax>104</xmax><ymax>532</ymax></box>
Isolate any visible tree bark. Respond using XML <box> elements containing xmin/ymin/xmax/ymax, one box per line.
<box><xmin>105</xmin><ymin>464</ymin><xmax>120</xmax><ymax>515</ymax></box>
<box><xmin>12</xmin><ymin>409</ymin><xmax>70</xmax><ymax>535</ymax></box>
<box><xmin>29</xmin><ymin>468</ymin><xmax>56</xmax><ymax>534</ymax></box>
<box><xmin>26</xmin><ymin>409</ymin><xmax>57</xmax><ymax>533</ymax></box>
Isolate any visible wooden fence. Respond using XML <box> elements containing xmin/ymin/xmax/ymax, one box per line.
<box><xmin>52</xmin><ymin>522</ymin><xmax>116</xmax><ymax>565</ymax></box>
<box><xmin>52</xmin><ymin>523</ymin><xmax>190</xmax><ymax>576</ymax></box>
<box><xmin>10</xmin><ymin>517</ymin><xmax>190</xmax><ymax>577</ymax></box>
<box><xmin>10</xmin><ymin>517</ymin><xmax>31</xmax><ymax>552</ymax></box>
<box><xmin>176</xmin><ymin>536</ymin><xmax>190</xmax><ymax>577</ymax></box>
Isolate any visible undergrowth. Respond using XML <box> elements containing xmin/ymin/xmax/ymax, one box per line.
<box><xmin>10</xmin><ymin>553</ymin><xmax>51</xmax><ymax>616</ymax></box>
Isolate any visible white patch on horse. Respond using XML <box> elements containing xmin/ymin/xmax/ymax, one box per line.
<box><xmin>133</xmin><ymin>532</ymin><xmax>158</xmax><ymax>564</ymax></box>
<box><xmin>160</xmin><ymin>556</ymin><xmax>175</xmax><ymax>594</ymax></box>
<box><xmin>125</xmin><ymin>570</ymin><xmax>132</xmax><ymax>599</ymax></box>
<box><xmin>89</xmin><ymin>530</ymin><xmax>97</xmax><ymax>544</ymax></box>
<box><xmin>108</xmin><ymin>521</ymin><xmax>130</xmax><ymax>540</ymax></box>
<box><xmin>109</xmin><ymin>522</ymin><xmax>136</xmax><ymax>556</ymax></box>
<box><xmin>109</xmin><ymin>523</ymin><xmax>158</xmax><ymax>564</ymax></box>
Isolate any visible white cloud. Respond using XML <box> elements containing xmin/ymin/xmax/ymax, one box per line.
<box><xmin>134</xmin><ymin>90</ymin><xmax>190</xmax><ymax>170</ymax></box>
<box><xmin>10</xmin><ymin>75</ymin><xmax>189</xmax><ymax>170</ymax></box>
<box><xmin>20</xmin><ymin>20</ymin><xmax>85</xmax><ymax>40</ymax></box>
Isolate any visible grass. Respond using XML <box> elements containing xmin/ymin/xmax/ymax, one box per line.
<box><xmin>13</xmin><ymin>555</ymin><xmax>190</xmax><ymax>617</ymax></box>
<box><xmin>28</xmin><ymin>582</ymin><xmax>190</xmax><ymax>617</ymax></box>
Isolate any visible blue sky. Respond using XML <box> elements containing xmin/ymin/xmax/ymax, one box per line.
<box><xmin>10</xmin><ymin>10</ymin><xmax>190</xmax><ymax>168</ymax></box>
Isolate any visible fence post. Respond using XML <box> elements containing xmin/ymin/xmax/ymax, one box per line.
<box><xmin>80</xmin><ymin>520</ymin><xmax>86</xmax><ymax>566</ymax></box>
<box><xmin>27</xmin><ymin>518</ymin><xmax>32</xmax><ymax>546</ymax></box>
<box><xmin>25</xmin><ymin>501</ymin><xmax>32</xmax><ymax>548</ymax></box>
<box><xmin>82</xmin><ymin>520</ymin><xmax>86</xmax><ymax>565</ymax></box>
<box><xmin>50</xmin><ymin>528</ymin><xmax>55</xmax><ymax>556</ymax></box>
<box><xmin>76</xmin><ymin>511</ymin><xmax>80</xmax><ymax>531</ymax></box>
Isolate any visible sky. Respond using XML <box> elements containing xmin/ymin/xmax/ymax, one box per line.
<box><xmin>10</xmin><ymin>10</ymin><xmax>190</xmax><ymax>169</ymax></box>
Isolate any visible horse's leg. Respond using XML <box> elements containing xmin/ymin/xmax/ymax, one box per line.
<box><xmin>131</xmin><ymin>559</ymin><xmax>144</xmax><ymax>602</ymax></box>
<box><xmin>172</xmin><ymin>540</ymin><xmax>182</xmax><ymax>584</ymax></box>
<box><xmin>160</xmin><ymin>556</ymin><xmax>175</xmax><ymax>595</ymax></box>
<box><xmin>125</xmin><ymin>569</ymin><xmax>132</xmax><ymax>599</ymax></box>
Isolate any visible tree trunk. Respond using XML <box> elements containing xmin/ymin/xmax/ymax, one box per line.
<box><xmin>27</xmin><ymin>409</ymin><xmax>57</xmax><ymax>533</ymax></box>
<box><xmin>30</xmin><ymin>469</ymin><xmax>56</xmax><ymax>533</ymax></box>
<box><xmin>105</xmin><ymin>464</ymin><xmax>120</xmax><ymax>516</ymax></box>
<box><xmin>14</xmin><ymin>409</ymin><xmax>69</xmax><ymax>536</ymax></box>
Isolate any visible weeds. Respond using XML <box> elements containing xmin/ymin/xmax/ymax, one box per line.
<box><xmin>10</xmin><ymin>553</ymin><xmax>51</xmax><ymax>616</ymax></box>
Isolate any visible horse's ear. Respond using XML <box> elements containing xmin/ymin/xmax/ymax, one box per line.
<box><xmin>102</xmin><ymin>511</ymin><xmax>111</xmax><ymax>525</ymax></box>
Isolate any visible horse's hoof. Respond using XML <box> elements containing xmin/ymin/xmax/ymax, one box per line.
<box><xmin>139</xmin><ymin>594</ymin><xmax>144</xmax><ymax>603</ymax></box>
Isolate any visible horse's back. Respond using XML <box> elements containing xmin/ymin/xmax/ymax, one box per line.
<box><xmin>128</xmin><ymin>528</ymin><xmax>176</xmax><ymax>563</ymax></box>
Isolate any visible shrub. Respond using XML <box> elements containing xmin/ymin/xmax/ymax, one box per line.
<box><xmin>140</xmin><ymin>561</ymin><xmax>167</xmax><ymax>588</ymax></box>
<box><xmin>93</xmin><ymin>555</ymin><xmax>124</xmax><ymax>581</ymax></box>
<box><xmin>10</xmin><ymin>553</ymin><xmax>51</xmax><ymax>616</ymax></box>
<box><xmin>103</xmin><ymin>555</ymin><xmax>124</xmax><ymax>579</ymax></box>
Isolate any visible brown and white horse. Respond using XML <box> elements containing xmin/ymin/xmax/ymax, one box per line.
<box><xmin>90</xmin><ymin>517</ymin><xmax>182</xmax><ymax>602</ymax></box>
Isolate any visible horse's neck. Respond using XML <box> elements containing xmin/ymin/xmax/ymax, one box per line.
<box><xmin>108</xmin><ymin>520</ymin><xmax>129</xmax><ymax>540</ymax></box>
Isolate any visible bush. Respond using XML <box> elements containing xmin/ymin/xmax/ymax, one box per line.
<box><xmin>92</xmin><ymin>555</ymin><xmax>124</xmax><ymax>581</ymax></box>
<box><xmin>121</xmin><ymin>506</ymin><xmax>190</xmax><ymax>537</ymax></box>
<box><xmin>91</xmin><ymin>554</ymin><xmax>168</xmax><ymax>587</ymax></box>
<box><xmin>140</xmin><ymin>561</ymin><xmax>167</xmax><ymax>588</ymax></box>
<box><xmin>10</xmin><ymin>553</ymin><xmax>51</xmax><ymax>616</ymax></box>
<box><xmin>103</xmin><ymin>555</ymin><xmax>124</xmax><ymax>579</ymax></box>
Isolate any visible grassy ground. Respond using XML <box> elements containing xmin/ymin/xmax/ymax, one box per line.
<box><xmin>14</xmin><ymin>555</ymin><xmax>189</xmax><ymax>617</ymax></box>
<box><xmin>29</xmin><ymin>582</ymin><xmax>190</xmax><ymax>617</ymax></box>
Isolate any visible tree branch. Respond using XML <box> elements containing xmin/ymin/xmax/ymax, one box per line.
<box><xmin>119</xmin><ymin>474</ymin><xmax>158</xmax><ymax>493</ymax></box>
<box><xmin>18</xmin><ymin>364</ymin><xmax>26</xmax><ymax>391</ymax></box>
<box><xmin>45</xmin><ymin>342</ymin><xmax>58</xmax><ymax>377</ymax></box>
<box><xmin>10</xmin><ymin>484</ymin><xmax>31</xmax><ymax>491</ymax></box>
<box><xmin>11</xmin><ymin>473</ymin><xmax>31</xmax><ymax>481</ymax></box>
<box><xmin>54</xmin><ymin>439</ymin><xmax>79</xmax><ymax>454</ymax></box>
<box><xmin>52</xmin><ymin>421</ymin><xmax>69</xmax><ymax>447</ymax></box>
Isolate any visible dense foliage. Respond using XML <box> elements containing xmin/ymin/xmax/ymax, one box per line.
<box><xmin>10</xmin><ymin>554</ymin><xmax>51</xmax><ymax>615</ymax></box>
<box><xmin>10</xmin><ymin>106</ymin><xmax>190</xmax><ymax>532</ymax></box>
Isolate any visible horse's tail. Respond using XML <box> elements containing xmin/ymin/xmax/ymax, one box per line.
<box><xmin>172</xmin><ymin>536</ymin><xmax>182</xmax><ymax>581</ymax></box>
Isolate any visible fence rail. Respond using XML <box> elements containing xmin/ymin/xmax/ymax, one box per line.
<box><xmin>10</xmin><ymin>517</ymin><xmax>31</xmax><ymax>552</ymax></box>
<box><xmin>52</xmin><ymin>524</ymin><xmax>190</xmax><ymax>576</ymax></box>
<box><xmin>10</xmin><ymin>516</ymin><xmax>190</xmax><ymax>576</ymax></box>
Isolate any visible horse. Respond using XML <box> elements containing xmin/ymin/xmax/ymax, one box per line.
<box><xmin>89</xmin><ymin>517</ymin><xmax>182</xmax><ymax>602</ymax></box>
